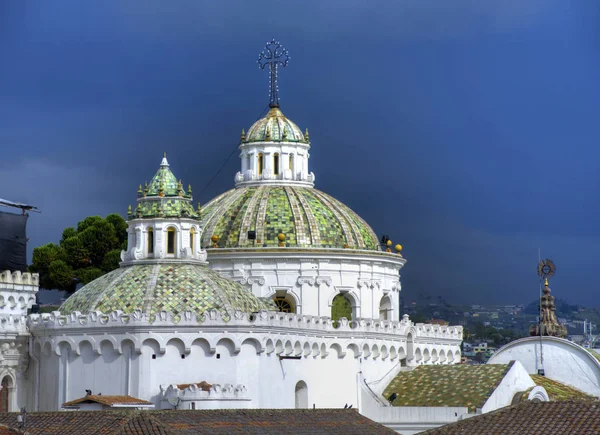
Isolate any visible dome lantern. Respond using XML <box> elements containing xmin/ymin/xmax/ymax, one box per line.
<box><xmin>120</xmin><ymin>154</ymin><xmax>206</xmax><ymax>265</ymax></box>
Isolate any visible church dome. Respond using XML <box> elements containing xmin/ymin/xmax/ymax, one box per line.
<box><xmin>243</xmin><ymin>107</ymin><xmax>307</xmax><ymax>144</ymax></box>
<box><xmin>201</xmin><ymin>186</ymin><xmax>380</xmax><ymax>250</ymax></box>
<box><xmin>59</xmin><ymin>263</ymin><xmax>275</xmax><ymax>322</ymax></box>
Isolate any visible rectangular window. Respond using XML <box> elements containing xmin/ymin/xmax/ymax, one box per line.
<box><xmin>273</xmin><ymin>154</ymin><xmax>280</xmax><ymax>176</ymax></box>
<box><xmin>148</xmin><ymin>231</ymin><xmax>154</xmax><ymax>254</ymax></box>
<box><xmin>167</xmin><ymin>230</ymin><xmax>175</xmax><ymax>254</ymax></box>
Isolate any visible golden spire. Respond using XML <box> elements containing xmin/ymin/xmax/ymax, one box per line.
<box><xmin>545</xmin><ymin>278</ymin><xmax>549</xmax><ymax>286</ymax></box>
<box><xmin>304</xmin><ymin>128</ymin><xmax>310</xmax><ymax>142</ymax></box>
<box><xmin>240</xmin><ymin>128</ymin><xmax>246</xmax><ymax>143</ymax></box>
<box><xmin>188</xmin><ymin>184</ymin><xmax>193</xmax><ymax>196</ymax></box>
<box><xmin>137</xmin><ymin>184</ymin><xmax>143</xmax><ymax>196</ymax></box>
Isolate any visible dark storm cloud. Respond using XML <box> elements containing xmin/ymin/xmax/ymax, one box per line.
<box><xmin>1</xmin><ymin>0</ymin><xmax>599</xmax><ymax>306</ymax></box>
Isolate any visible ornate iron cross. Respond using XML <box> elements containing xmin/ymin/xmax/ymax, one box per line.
<box><xmin>258</xmin><ymin>39</ymin><xmax>290</xmax><ymax>108</ymax></box>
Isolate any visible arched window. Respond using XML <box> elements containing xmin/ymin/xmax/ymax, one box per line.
<box><xmin>258</xmin><ymin>153</ymin><xmax>264</xmax><ymax>176</ymax></box>
<box><xmin>274</xmin><ymin>296</ymin><xmax>294</xmax><ymax>313</ymax></box>
<box><xmin>190</xmin><ymin>227</ymin><xmax>195</xmax><ymax>252</ymax></box>
<box><xmin>289</xmin><ymin>154</ymin><xmax>294</xmax><ymax>173</ymax></box>
<box><xmin>167</xmin><ymin>227</ymin><xmax>176</xmax><ymax>255</ymax></box>
<box><xmin>273</xmin><ymin>153</ymin><xmax>280</xmax><ymax>176</ymax></box>
<box><xmin>379</xmin><ymin>295</ymin><xmax>392</xmax><ymax>320</ymax></box>
<box><xmin>147</xmin><ymin>228</ymin><xmax>154</xmax><ymax>254</ymax></box>
<box><xmin>295</xmin><ymin>381</ymin><xmax>308</xmax><ymax>409</ymax></box>
<box><xmin>0</xmin><ymin>376</ymin><xmax>11</xmax><ymax>412</ymax></box>
<box><xmin>331</xmin><ymin>294</ymin><xmax>353</xmax><ymax>322</ymax></box>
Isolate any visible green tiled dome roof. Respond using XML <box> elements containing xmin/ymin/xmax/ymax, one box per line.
<box><xmin>60</xmin><ymin>264</ymin><xmax>274</xmax><ymax>322</ymax></box>
<box><xmin>130</xmin><ymin>154</ymin><xmax>200</xmax><ymax>220</ymax></box>
<box><xmin>201</xmin><ymin>186</ymin><xmax>380</xmax><ymax>250</ymax></box>
<box><xmin>243</xmin><ymin>107</ymin><xmax>307</xmax><ymax>143</ymax></box>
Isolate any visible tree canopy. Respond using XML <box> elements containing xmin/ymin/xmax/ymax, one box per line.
<box><xmin>30</xmin><ymin>214</ymin><xmax>127</xmax><ymax>292</ymax></box>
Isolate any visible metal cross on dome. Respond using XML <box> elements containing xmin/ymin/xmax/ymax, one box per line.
<box><xmin>258</xmin><ymin>39</ymin><xmax>290</xmax><ymax>108</ymax></box>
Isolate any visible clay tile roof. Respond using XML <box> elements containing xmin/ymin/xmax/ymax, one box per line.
<box><xmin>62</xmin><ymin>395</ymin><xmax>153</xmax><ymax>408</ymax></box>
<box><xmin>0</xmin><ymin>408</ymin><xmax>395</xmax><ymax>434</ymax></box>
<box><xmin>383</xmin><ymin>362</ymin><xmax>514</xmax><ymax>412</ymax></box>
<box><xmin>176</xmin><ymin>381</ymin><xmax>212</xmax><ymax>391</ymax></box>
<box><xmin>0</xmin><ymin>425</ymin><xmax>19</xmax><ymax>435</ymax></box>
<box><xmin>422</xmin><ymin>400</ymin><xmax>600</xmax><ymax>434</ymax></box>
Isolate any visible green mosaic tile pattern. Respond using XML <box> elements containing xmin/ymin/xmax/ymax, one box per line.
<box><xmin>60</xmin><ymin>267</ymin><xmax>132</xmax><ymax>313</ymax></box>
<box><xmin>147</xmin><ymin>163</ymin><xmax>179</xmax><ymax>196</ymax></box>
<box><xmin>200</xmin><ymin>186</ymin><xmax>381</xmax><ymax>250</ymax></box>
<box><xmin>264</xmin><ymin>187</ymin><xmax>296</xmax><ymax>246</ymax></box>
<box><xmin>529</xmin><ymin>375</ymin><xmax>597</xmax><ymax>402</ymax></box>
<box><xmin>383</xmin><ymin>363</ymin><xmax>514</xmax><ymax>412</ymax></box>
<box><xmin>211</xmin><ymin>188</ymin><xmax>256</xmax><ymax>248</ymax></box>
<box><xmin>245</xmin><ymin>107</ymin><xmax>306</xmax><ymax>144</ymax></box>
<box><xmin>131</xmin><ymin>157</ymin><xmax>199</xmax><ymax>220</ymax></box>
<box><xmin>59</xmin><ymin>264</ymin><xmax>273</xmax><ymax>322</ymax></box>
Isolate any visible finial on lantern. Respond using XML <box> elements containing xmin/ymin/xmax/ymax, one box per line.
<box><xmin>258</xmin><ymin>39</ymin><xmax>290</xmax><ymax>108</ymax></box>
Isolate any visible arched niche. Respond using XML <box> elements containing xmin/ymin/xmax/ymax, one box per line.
<box><xmin>295</xmin><ymin>381</ymin><xmax>308</xmax><ymax>409</ymax></box>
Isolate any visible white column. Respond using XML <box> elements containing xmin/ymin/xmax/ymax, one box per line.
<box><xmin>241</xmin><ymin>152</ymin><xmax>248</xmax><ymax>173</ymax></box>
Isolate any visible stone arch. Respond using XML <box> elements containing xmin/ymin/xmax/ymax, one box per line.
<box><xmin>423</xmin><ymin>348</ymin><xmax>431</xmax><ymax>363</ymax></box>
<box><xmin>166</xmin><ymin>338</ymin><xmax>186</xmax><ymax>356</ymax></box>
<box><xmin>371</xmin><ymin>344</ymin><xmax>380</xmax><ymax>359</ymax></box>
<box><xmin>267</xmin><ymin>288</ymin><xmax>300</xmax><ymax>314</ymax></box>
<box><xmin>329</xmin><ymin>290</ymin><xmax>360</xmax><ymax>321</ymax></box>
<box><xmin>329</xmin><ymin>342</ymin><xmax>345</xmax><ymax>358</ymax></box>
<box><xmin>55</xmin><ymin>338</ymin><xmax>76</xmax><ymax>356</ymax></box>
<box><xmin>389</xmin><ymin>346</ymin><xmax>398</xmax><ymax>360</ymax></box>
<box><xmin>191</xmin><ymin>338</ymin><xmax>213</xmax><ymax>356</ymax></box>
<box><xmin>311</xmin><ymin>342</ymin><xmax>320</xmax><ymax>357</ymax></box>
<box><xmin>275</xmin><ymin>340</ymin><xmax>284</xmax><ymax>355</ymax></box>
<box><xmin>303</xmin><ymin>342</ymin><xmax>311</xmax><ymax>357</ymax></box>
<box><xmin>216</xmin><ymin>338</ymin><xmax>237</xmax><ymax>356</ymax></box>
<box><xmin>0</xmin><ymin>374</ymin><xmax>14</xmax><ymax>412</ymax></box>
<box><xmin>346</xmin><ymin>343</ymin><xmax>361</xmax><ymax>359</ymax></box>
<box><xmin>415</xmin><ymin>347</ymin><xmax>422</xmax><ymax>363</ymax></box>
<box><xmin>380</xmin><ymin>345</ymin><xmax>389</xmax><ymax>360</ymax></box>
<box><xmin>295</xmin><ymin>381</ymin><xmax>308</xmax><ymax>409</ymax></box>
<box><xmin>78</xmin><ymin>338</ymin><xmax>99</xmax><ymax>356</ymax></box>
<box><xmin>454</xmin><ymin>349</ymin><xmax>461</xmax><ymax>362</ymax></box>
<box><xmin>431</xmin><ymin>348</ymin><xmax>438</xmax><ymax>363</ymax></box>
<box><xmin>241</xmin><ymin>337</ymin><xmax>264</xmax><ymax>354</ymax></box>
<box><xmin>284</xmin><ymin>340</ymin><xmax>293</xmax><ymax>355</ymax></box>
<box><xmin>379</xmin><ymin>295</ymin><xmax>393</xmax><ymax>320</ymax></box>
<box><xmin>294</xmin><ymin>341</ymin><xmax>302</xmax><ymax>356</ymax></box>
<box><xmin>397</xmin><ymin>346</ymin><xmax>406</xmax><ymax>360</ymax></box>
<box><xmin>320</xmin><ymin>343</ymin><xmax>328</xmax><ymax>358</ymax></box>
<box><xmin>99</xmin><ymin>336</ymin><xmax>121</xmax><ymax>355</ymax></box>
<box><xmin>362</xmin><ymin>343</ymin><xmax>371</xmax><ymax>358</ymax></box>
<box><xmin>265</xmin><ymin>339</ymin><xmax>275</xmax><ymax>355</ymax></box>
<box><xmin>407</xmin><ymin>330</ymin><xmax>415</xmax><ymax>363</ymax></box>
<box><xmin>142</xmin><ymin>338</ymin><xmax>162</xmax><ymax>358</ymax></box>
<box><xmin>439</xmin><ymin>349</ymin><xmax>447</xmax><ymax>364</ymax></box>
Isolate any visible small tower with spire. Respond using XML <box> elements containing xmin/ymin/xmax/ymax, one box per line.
<box><xmin>530</xmin><ymin>260</ymin><xmax>567</xmax><ymax>338</ymax></box>
<box><xmin>120</xmin><ymin>153</ymin><xmax>206</xmax><ymax>264</ymax></box>
<box><xmin>234</xmin><ymin>39</ymin><xmax>315</xmax><ymax>187</ymax></box>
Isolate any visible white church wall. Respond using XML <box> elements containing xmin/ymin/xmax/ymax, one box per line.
<box><xmin>480</xmin><ymin>361</ymin><xmax>536</xmax><ymax>413</ymax></box>
<box><xmin>207</xmin><ymin>250</ymin><xmax>404</xmax><ymax>321</ymax></box>
<box><xmin>29</xmin><ymin>310</ymin><xmax>462</xmax><ymax>411</ymax></box>
<box><xmin>488</xmin><ymin>336</ymin><xmax>600</xmax><ymax>397</ymax></box>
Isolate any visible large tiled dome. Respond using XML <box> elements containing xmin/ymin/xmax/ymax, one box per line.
<box><xmin>243</xmin><ymin>107</ymin><xmax>306</xmax><ymax>144</ymax></box>
<box><xmin>60</xmin><ymin>264</ymin><xmax>274</xmax><ymax>322</ymax></box>
<box><xmin>201</xmin><ymin>186</ymin><xmax>380</xmax><ymax>250</ymax></box>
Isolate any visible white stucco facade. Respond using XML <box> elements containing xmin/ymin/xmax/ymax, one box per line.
<box><xmin>25</xmin><ymin>309</ymin><xmax>462</xmax><ymax>412</ymax></box>
<box><xmin>488</xmin><ymin>336</ymin><xmax>600</xmax><ymax>398</ymax></box>
<box><xmin>206</xmin><ymin>249</ymin><xmax>403</xmax><ymax>321</ymax></box>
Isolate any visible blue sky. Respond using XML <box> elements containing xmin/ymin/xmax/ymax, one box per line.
<box><xmin>1</xmin><ymin>1</ymin><xmax>599</xmax><ymax>306</ymax></box>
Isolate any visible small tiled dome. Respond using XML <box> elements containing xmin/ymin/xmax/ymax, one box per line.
<box><xmin>244</xmin><ymin>107</ymin><xmax>306</xmax><ymax>143</ymax></box>
<box><xmin>60</xmin><ymin>264</ymin><xmax>275</xmax><ymax>322</ymax></box>
<box><xmin>201</xmin><ymin>186</ymin><xmax>380</xmax><ymax>250</ymax></box>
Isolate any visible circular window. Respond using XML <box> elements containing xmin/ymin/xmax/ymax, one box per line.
<box><xmin>274</xmin><ymin>297</ymin><xmax>293</xmax><ymax>313</ymax></box>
